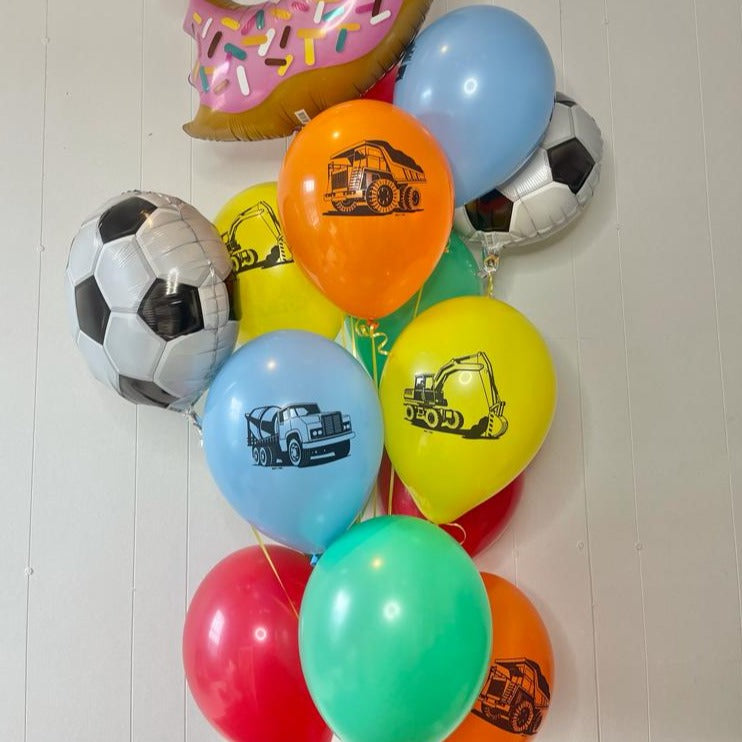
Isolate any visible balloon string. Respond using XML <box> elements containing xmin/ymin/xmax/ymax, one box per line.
<box><xmin>183</xmin><ymin>405</ymin><xmax>203</xmax><ymax>440</ymax></box>
<box><xmin>349</xmin><ymin>315</ymin><xmax>357</xmax><ymax>358</ymax></box>
<box><xmin>387</xmin><ymin>466</ymin><xmax>395</xmax><ymax>515</ymax></box>
<box><xmin>338</xmin><ymin>316</ymin><xmax>349</xmax><ymax>351</ymax></box>
<box><xmin>369</xmin><ymin>320</ymin><xmax>380</xmax><ymax>389</ymax></box>
<box><xmin>412</xmin><ymin>285</ymin><xmax>424</xmax><ymax>320</ymax></box>
<box><xmin>442</xmin><ymin>520</ymin><xmax>468</xmax><ymax>547</ymax></box>
<box><xmin>367</xmin><ymin>320</ymin><xmax>381</xmax><ymax>518</ymax></box>
<box><xmin>482</xmin><ymin>248</ymin><xmax>501</xmax><ymax>298</ymax></box>
<box><xmin>249</xmin><ymin>524</ymin><xmax>299</xmax><ymax>620</ymax></box>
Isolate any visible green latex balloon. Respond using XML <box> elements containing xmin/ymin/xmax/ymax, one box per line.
<box><xmin>299</xmin><ymin>516</ymin><xmax>492</xmax><ymax>742</ymax></box>
<box><xmin>346</xmin><ymin>232</ymin><xmax>481</xmax><ymax>385</ymax></box>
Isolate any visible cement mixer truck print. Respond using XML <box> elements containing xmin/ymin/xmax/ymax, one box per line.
<box><xmin>245</xmin><ymin>403</ymin><xmax>354</xmax><ymax>468</ymax></box>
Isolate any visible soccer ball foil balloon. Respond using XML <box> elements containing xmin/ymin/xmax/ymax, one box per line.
<box><xmin>454</xmin><ymin>94</ymin><xmax>603</xmax><ymax>252</ymax></box>
<box><xmin>65</xmin><ymin>191</ymin><xmax>238</xmax><ymax>410</ymax></box>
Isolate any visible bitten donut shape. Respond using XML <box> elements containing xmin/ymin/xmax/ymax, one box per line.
<box><xmin>184</xmin><ymin>0</ymin><xmax>431</xmax><ymax>141</ymax></box>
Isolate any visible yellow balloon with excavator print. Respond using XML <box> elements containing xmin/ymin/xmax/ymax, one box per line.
<box><xmin>379</xmin><ymin>296</ymin><xmax>556</xmax><ymax>523</ymax></box>
<box><xmin>214</xmin><ymin>182</ymin><xmax>344</xmax><ymax>346</ymax></box>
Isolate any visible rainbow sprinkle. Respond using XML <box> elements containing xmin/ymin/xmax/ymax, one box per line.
<box><xmin>198</xmin><ymin>66</ymin><xmax>209</xmax><ymax>92</ymax></box>
<box><xmin>224</xmin><ymin>43</ymin><xmax>246</xmax><ymax>60</ymax></box>
<box><xmin>322</xmin><ymin>4</ymin><xmax>346</xmax><ymax>22</ymax></box>
<box><xmin>278</xmin><ymin>54</ymin><xmax>294</xmax><ymax>76</ymax></box>
<box><xmin>370</xmin><ymin>9</ymin><xmax>391</xmax><ymax>24</ymax></box>
<box><xmin>236</xmin><ymin>65</ymin><xmax>250</xmax><ymax>95</ymax></box>
<box><xmin>242</xmin><ymin>34</ymin><xmax>269</xmax><ymax>46</ymax></box>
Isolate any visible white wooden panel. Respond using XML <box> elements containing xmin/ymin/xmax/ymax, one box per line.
<box><xmin>0</xmin><ymin>2</ymin><xmax>46</xmax><ymax>740</ymax></box>
<box><xmin>507</xmin><ymin>346</ymin><xmax>599</xmax><ymax>742</ymax></box>
<box><xmin>694</xmin><ymin>0</ymin><xmax>742</xmax><ymax>655</ymax></box>
<box><xmin>185</xmin><ymin>429</ymin><xmax>258</xmax><ymax>742</ymax></box>
<box><xmin>561</xmin><ymin>2</ymin><xmax>651</xmax><ymax>740</ymax></box>
<box><xmin>605</xmin><ymin>1</ymin><xmax>742</xmax><ymax>740</ymax></box>
<box><xmin>454</xmin><ymin>3</ymin><xmax>601</xmax><ymax>740</ymax></box>
<box><xmin>130</xmin><ymin>1</ymin><xmax>193</xmax><ymax>739</ymax></box>
<box><xmin>184</xmin><ymin>110</ymin><xmax>289</xmax><ymax>742</ymax></box>
<box><xmin>1</xmin><ymin>0</ymin><xmax>741</xmax><ymax>740</ymax></box>
<box><xmin>26</xmin><ymin>1</ymin><xmax>143</xmax><ymax>740</ymax></box>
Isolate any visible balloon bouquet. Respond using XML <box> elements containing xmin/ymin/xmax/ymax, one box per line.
<box><xmin>66</xmin><ymin>3</ymin><xmax>604</xmax><ymax>741</ymax></box>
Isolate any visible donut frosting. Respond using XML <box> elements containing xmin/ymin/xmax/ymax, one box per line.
<box><xmin>185</xmin><ymin>0</ymin><xmax>413</xmax><ymax>116</ymax></box>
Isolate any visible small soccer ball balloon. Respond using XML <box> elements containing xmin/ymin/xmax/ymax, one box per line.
<box><xmin>65</xmin><ymin>191</ymin><xmax>238</xmax><ymax>410</ymax></box>
<box><xmin>454</xmin><ymin>94</ymin><xmax>603</xmax><ymax>251</ymax></box>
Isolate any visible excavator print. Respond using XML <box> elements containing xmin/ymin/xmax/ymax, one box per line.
<box><xmin>473</xmin><ymin>658</ymin><xmax>551</xmax><ymax>735</ymax></box>
<box><xmin>402</xmin><ymin>352</ymin><xmax>508</xmax><ymax>439</ymax></box>
<box><xmin>220</xmin><ymin>200</ymin><xmax>293</xmax><ymax>274</ymax></box>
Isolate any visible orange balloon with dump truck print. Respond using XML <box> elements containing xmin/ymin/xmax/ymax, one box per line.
<box><xmin>277</xmin><ymin>99</ymin><xmax>454</xmax><ymax>319</ymax></box>
<box><xmin>449</xmin><ymin>573</ymin><xmax>554</xmax><ymax>741</ymax></box>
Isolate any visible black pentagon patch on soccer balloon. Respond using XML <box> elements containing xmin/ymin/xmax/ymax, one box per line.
<box><xmin>555</xmin><ymin>92</ymin><xmax>577</xmax><ymax>107</ymax></box>
<box><xmin>75</xmin><ymin>276</ymin><xmax>110</xmax><ymax>344</ymax></box>
<box><xmin>119</xmin><ymin>376</ymin><xmax>178</xmax><ymax>409</ymax></box>
<box><xmin>98</xmin><ymin>196</ymin><xmax>158</xmax><ymax>243</ymax></box>
<box><xmin>224</xmin><ymin>272</ymin><xmax>239</xmax><ymax>322</ymax></box>
<box><xmin>465</xmin><ymin>189</ymin><xmax>514</xmax><ymax>232</ymax></box>
<box><xmin>548</xmin><ymin>139</ymin><xmax>595</xmax><ymax>194</ymax></box>
<box><xmin>138</xmin><ymin>278</ymin><xmax>204</xmax><ymax>341</ymax></box>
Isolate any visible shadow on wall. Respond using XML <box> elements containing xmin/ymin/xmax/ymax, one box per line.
<box><xmin>509</xmin><ymin>340</ymin><xmax>586</xmax><ymax>549</ymax></box>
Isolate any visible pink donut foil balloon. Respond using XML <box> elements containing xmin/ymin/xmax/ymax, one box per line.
<box><xmin>184</xmin><ymin>0</ymin><xmax>431</xmax><ymax>141</ymax></box>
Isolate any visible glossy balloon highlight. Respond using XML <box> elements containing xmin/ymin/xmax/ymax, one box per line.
<box><xmin>184</xmin><ymin>0</ymin><xmax>432</xmax><ymax>140</ymax></box>
<box><xmin>454</xmin><ymin>94</ymin><xmax>603</xmax><ymax>251</ymax></box>
<box><xmin>378</xmin><ymin>452</ymin><xmax>524</xmax><ymax>557</ymax></box>
<box><xmin>379</xmin><ymin>296</ymin><xmax>556</xmax><ymax>523</ymax></box>
<box><xmin>202</xmin><ymin>330</ymin><xmax>383</xmax><ymax>554</ymax></box>
<box><xmin>345</xmin><ymin>231</ymin><xmax>480</xmax><ymax>384</ymax></box>
<box><xmin>213</xmin><ymin>182</ymin><xmax>343</xmax><ymax>346</ymax></box>
<box><xmin>277</xmin><ymin>100</ymin><xmax>454</xmax><ymax>319</ymax></box>
<box><xmin>394</xmin><ymin>6</ymin><xmax>556</xmax><ymax>205</ymax></box>
<box><xmin>448</xmin><ymin>573</ymin><xmax>554</xmax><ymax>741</ymax></box>
<box><xmin>183</xmin><ymin>546</ymin><xmax>332</xmax><ymax>742</ymax></box>
<box><xmin>300</xmin><ymin>516</ymin><xmax>492</xmax><ymax>742</ymax></box>
<box><xmin>65</xmin><ymin>191</ymin><xmax>237</xmax><ymax>411</ymax></box>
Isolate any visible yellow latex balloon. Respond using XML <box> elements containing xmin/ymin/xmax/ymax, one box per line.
<box><xmin>214</xmin><ymin>182</ymin><xmax>344</xmax><ymax>346</ymax></box>
<box><xmin>379</xmin><ymin>296</ymin><xmax>556</xmax><ymax>523</ymax></box>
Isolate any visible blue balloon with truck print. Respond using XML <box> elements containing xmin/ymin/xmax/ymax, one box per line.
<box><xmin>202</xmin><ymin>330</ymin><xmax>384</xmax><ymax>554</ymax></box>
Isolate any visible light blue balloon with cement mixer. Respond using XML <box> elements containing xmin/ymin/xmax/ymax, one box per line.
<box><xmin>202</xmin><ymin>330</ymin><xmax>384</xmax><ymax>554</ymax></box>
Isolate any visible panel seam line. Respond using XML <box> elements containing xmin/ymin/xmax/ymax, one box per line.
<box><xmin>603</xmin><ymin>2</ymin><xmax>651</xmax><ymax>739</ymax></box>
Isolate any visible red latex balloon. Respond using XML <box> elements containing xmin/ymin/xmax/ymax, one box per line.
<box><xmin>183</xmin><ymin>546</ymin><xmax>332</xmax><ymax>742</ymax></box>
<box><xmin>377</xmin><ymin>453</ymin><xmax>524</xmax><ymax>557</ymax></box>
<box><xmin>362</xmin><ymin>65</ymin><xmax>398</xmax><ymax>103</ymax></box>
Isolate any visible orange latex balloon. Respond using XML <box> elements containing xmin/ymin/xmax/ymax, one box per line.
<box><xmin>449</xmin><ymin>573</ymin><xmax>554</xmax><ymax>741</ymax></box>
<box><xmin>277</xmin><ymin>100</ymin><xmax>454</xmax><ymax>319</ymax></box>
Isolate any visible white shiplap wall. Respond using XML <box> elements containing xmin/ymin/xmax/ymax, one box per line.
<box><xmin>1</xmin><ymin>1</ymin><xmax>741</xmax><ymax>740</ymax></box>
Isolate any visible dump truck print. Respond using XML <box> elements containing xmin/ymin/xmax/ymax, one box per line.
<box><xmin>324</xmin><ymin>140</ymin><xmax>426</xmax><ymax>215</ymax></box>
<box><xmin>474</xmin><ymin>658</ymin><xmax>551</xmax><ymax>735</ymax></box>
<box><xmin>245</xmin><ymin>403</ymin><xmax>354</xmax><ymax>468</ymax></box>
<box><xmin>221</xmin><ymin>200</ymin><xmax>292</xmax><ymax>273</ymax></box>
<box><xmin>403</xmin><ymin>352</ymin><xmax>508</xmax><ymax>439</ymax></box>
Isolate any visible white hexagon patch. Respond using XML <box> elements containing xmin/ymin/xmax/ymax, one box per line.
<box><xmin>95</xmin><ymin>237</ymin><xmax>155</xmax><ymax>312</ymax></box>
<box><xmin>104</xmin><ymin>312</ymin><xmax>166</xmax><ymax>378</ymax></box>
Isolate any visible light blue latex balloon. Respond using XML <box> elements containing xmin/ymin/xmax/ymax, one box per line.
<box><xmin>202</xmin><ymin>330</ymin><xmax>384</xmax><ymax>554</ymax></box>
<box><xmin>394</xmin><ymin>5</ymin><xmax>556</xmax><ymax>206</ymax></box>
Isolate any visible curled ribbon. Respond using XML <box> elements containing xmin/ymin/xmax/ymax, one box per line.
<box><xmin>353</xmin><ymin>318</ymin><xmax>390</xmax><ymax>357</ymax></box>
